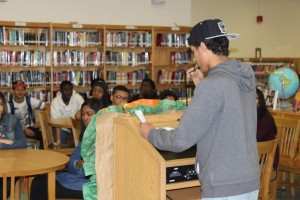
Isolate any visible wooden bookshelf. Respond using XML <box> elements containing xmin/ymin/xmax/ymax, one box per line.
<box><xmin>2</xmin><ymin>20</ymin><xmax>300</xmax><ymax>102</ymax></box>
<box><xmin>153</xmin><ymin>26</ymin><xmax>194</xmax><ymax>99</ymax></box>
<box><xmin>0</xmin><ymin>21</ymin><xmax>51</xmax><ymax>101</ymax></box>
<box><xmin>50</xmin><ymin>22</ymin><xmax>104</xmax><ymax>100</ymax></box>
<box><xmin>236</xmin><ymin>57</ymin><xmax>299</xmax><ymax>88</ymax></box>
<box><xmin>103</xmin><ymin>25</ymin><xmax>152</xmax><ymax>88</ymax></box>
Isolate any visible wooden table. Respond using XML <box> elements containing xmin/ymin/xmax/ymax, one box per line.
<box><xmin>0</xmin><ymin>149</ymin><xmax>69</xmax><ymax>200</ymax></box>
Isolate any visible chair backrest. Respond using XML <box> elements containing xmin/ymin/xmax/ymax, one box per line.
<box><xmin>273</xmin><ymin>116</ymin><xmax>300</xmax><ymax>159</ymax></box>
<box><xmin>35</xmin><ymin>109</ymin><xmax>54</xmax><ymax>150</ymax></box>
<box><xmin>70</xmin><ymin>118</ymin><xmax>81</xmax><ymax>147</ymax></box>
<box><xmin>257</xmin><ymin>139</ymin><xmax>277</xmax><ymax>200</ymax></box>
<box><xmin>0</xmin><ymin>158</ymin><xmax>16</xmax><ymax>200</ymax></box>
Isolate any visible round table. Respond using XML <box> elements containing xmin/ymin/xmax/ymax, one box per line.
<box><xmin>0</xmin><ymin>149</ymin><xmax>69</xmax><ymax>200</ymax></box>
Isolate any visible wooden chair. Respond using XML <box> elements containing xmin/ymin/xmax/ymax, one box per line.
<box><xmin>257</xmin><ymin>139</ymin><xmax>277</xmax><ymax>200</ymax></box>
<box><xmin>0</xmin><ymin>158</ymin><xmax>16</xmax><ymax>200</ymax></box>
<box><xmin>70</xmin><ymin>118</ymin><xmax>81</xmax><ymax>147</ymax></box>
<box><xmin>26</xmin><ymin>138</ymin><xmax>40</xmax><ymax>149</ymax></box>
<box><xmin>273</xmin><ymin>116</ymin><xmax>300</xmax><ymax>197</ymax></box>
<box><xmin>36</xmin><ymin>109</ymin><xmax>74</xmax><ymax>155</ymax></box>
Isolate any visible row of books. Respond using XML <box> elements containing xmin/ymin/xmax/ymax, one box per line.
<box><xmin>167</xmin><ymin>88</ymin><xmax>194</xmax><ymax>100</ymax></box>
<box><xmin>0</xmin><ymin>27</ymin><xmax>49</xmax><ymax>46</ymax></box>
<box><xmin>0</xmin><ymin>71</ymin><xmax>44</xmax><ymax>87</ymax></box>
<box><xmin>157</xmin><ymin>69</ymin><xmax>192</xmax><ymax>84</ymax></box>
<box><xmin>53</xmin><ymin>31</ymin><xmax>102</xmax><ymax>47</ymax></box>
<box><xmin>52</xmin><ymin>70</ymin><xmax>103</xmax><ymax>86</ymax></box>
<box><xmin>106</xmin><ymin>51</ymin><xmax>151</xmax><ymax>66</ymax></box>
<box><xmin>106</xmin><ymin>70</ymin><xmax>149</xmax><ymax>85</ymax></box>
<box><xmin>53</xmin><ymin>51</ymin><xmax>104</xmax><ymax>67</ymax></box>
<box><xmin>250</xmin><ymin>62</ymin><xmax>291</xmax><ymax>74</ymax></box>
<box><xmin>0</xmin><ymin>50</ymin><xmax>51</xmax><ymax>66</ymax></box>
<box><xmin>28</xmin><ymin>91</ymin><xmax>50</xmax><ymax>102</ymax></box>
<box><xmin>52</xmin><ymin>50</ymin><xmax>152</xmax><ymax>67</ymax></box>
<box><xmin>106</xmin><ymin>31</ymin><xmax>152</xmax><ymax>47</ymax></box>
<box><xmin>156</xmin><ymin>33</ymin><xmax>189</xmax><ymax>47</ymax></box>
<box><xmin>170</xmin><ymin>51</ymin><xmax>191</xmax><ymax>66</ymax></box>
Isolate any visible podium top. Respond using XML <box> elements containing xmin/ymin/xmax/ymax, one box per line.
<box><xmin>157</xmin><ymin>145</ymin><xmax>196</xmax><ymax>161</ymax></box>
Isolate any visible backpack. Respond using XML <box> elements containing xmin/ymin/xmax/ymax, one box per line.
<box><xmin>9</xmin><ymin>95</ymin><xmax>35</xmax><ymax>125</ymax></box>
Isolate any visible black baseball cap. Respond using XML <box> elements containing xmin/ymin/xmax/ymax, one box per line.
<box><xmin>187</xmin><ymin>19</ymin><xmax>240</xmax><ymax>46</ymax></box>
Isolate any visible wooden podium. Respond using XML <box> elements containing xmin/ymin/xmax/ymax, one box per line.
<box><xmin>95</xmin><ymin>110</ymin><xmax>200</xmax><ymax>200</ymax></box>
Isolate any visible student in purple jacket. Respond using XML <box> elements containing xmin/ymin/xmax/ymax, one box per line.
<box><xmin>256</xmin><ymin>88</ymin><xmax>279</xmax><ymax>169</ymax></box>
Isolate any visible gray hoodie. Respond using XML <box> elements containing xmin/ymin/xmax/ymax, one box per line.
<box><xmin>148</xmin><ymin>59</ymin><xmax>260</xmax><ymax>198</ymax></box>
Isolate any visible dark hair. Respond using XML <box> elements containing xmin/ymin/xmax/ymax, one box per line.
<box><xmin>141</xmin><ymin>78</ymin><xmax>156</xmax><ymax>90</ymax></box>
<box><xmin>256</xmin><ymin>88</ymin><xmax>270</xmax><ymax>119</ymax></box>
<box><xmin>159</xmin><ymin>89</ymin><xmax>178</xmax><ymax>101</ymax></box>
<box><xmin>90</xmin><ymin>78</ymin><xmax>111</xmax><ymax>107</ymax></box>
<box><xmin>203</xmin><ymin>37</ymin><xmax>229</xmax><ymax>56</ymax></box>
<box><xmin>60</xmin><ymin>80</ymin><xmax>73</xmax><ymax>90</ymax></box>
<box><xmin>0</xmin><ymin>92</ymin><xmax>7</xmax><ymax>112</ymax></box>
<box><xmin>112</xmin><ymin>85</ymin><xmax>130</xmax><ymax>95</ymax></box>
<box><xmin>79</xmin><ymin>97</ymin><xmax>103</xmax><ymax>141</ymax></box>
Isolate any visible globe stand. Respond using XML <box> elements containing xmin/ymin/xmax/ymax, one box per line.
<box><xmin>268</xmin><ymin>67</ymin><xmax>299</xmax><ymax>111</ymax></box>
<box><xmin>278</xmin><ymin>100</ymin><xmax>292</xmax><ymax>110</ymax></box>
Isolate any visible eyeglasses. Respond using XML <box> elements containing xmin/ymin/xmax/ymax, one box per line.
<box><xmin>115</xmin><ymin>95</ymin><xmax>128</xmax><ymax>101</ymax></box>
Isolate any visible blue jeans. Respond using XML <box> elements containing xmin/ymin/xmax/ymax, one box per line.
<box><xmin>52</xmin><ymin>128</ymin><xmax>70</xmax><ymax>144</ymax></box>
<box><xmin>60</xmin><ymin>129</ymin><xmax>70</xmax><ymax>144</ymax></box>
<box><xmin>202</xmin><ymin>190</ymin><xmax>259</xmax><ymax>200</ymax></box>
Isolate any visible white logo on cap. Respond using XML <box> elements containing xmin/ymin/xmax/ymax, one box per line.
<box><xmin>218</xmin><ymin>22</ymin><xmax>226</xmax><ymax>34</ymax></box>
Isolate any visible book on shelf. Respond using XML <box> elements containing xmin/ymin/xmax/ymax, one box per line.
<box><xmin>293</xmin><ymin>87</ymin><xmax>300</xmax><ymax>112</ymax></box>
<box><xmin>0</xmin><ymin>26</ymin><xmax>4</xmax><ymax>45</ymax></box>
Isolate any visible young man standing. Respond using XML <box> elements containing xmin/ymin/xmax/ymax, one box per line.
<box><xmin>7</xmin><ymin>80</ymin><xmax>48</xmax><ymax>148</ymax></box>
<box><xmin>140</xmin><ymin>19</ymin><xmax>260</xmax><ymax>199</ymax></box>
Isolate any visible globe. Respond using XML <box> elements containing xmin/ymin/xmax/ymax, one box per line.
<box><xmin>268</xmin><ymin>68</ymin><xmax>300</xmax><ymax>99</ymax></box>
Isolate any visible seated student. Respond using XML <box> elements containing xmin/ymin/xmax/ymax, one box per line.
<box><xmin>75</xmin><ymin>78</ymin><xmax>111</xmax><ymax>120</ymax></box>
<box><xmin>0</xmin><ymin>91</ymin><xmax>27</xmax><ymax>149</ymax></box>
<box><xmin>159</xmin><ymin>89</ymin><xmax>178</xmax><ymax>101</ymax></box>
<box><xmin>256</xmin><ymin>88</ymin><xmax>279</xmax><ymax>169</ymax></box>
<box><xmin>50</xmin><ymin>80</ymin><xmax>84</xmax><ymax>144</ymax></box>
<box><xmin>0</xmin><ymin>91</ymin><xmax>27</xmax><ymax>200</ymax></box>
<box><xmin>7</xmin><ymin>80</ymin><xmax>49</xmax><ymax>148</ymax></box>
<box><xmin>90</xmin><ymin>78</ymin><xmax>111</xmax><ymax>107</ymax></box>
<box><xmin>30</xmin><ymin>98</ymin><xmax>103</xmax><ymax>200</ymax></box>
<box><xmin>110</xmin><ymin>85</ymin><xmax>130</xmax><ymax>107</ymax></box>
<box><xmin>129</xmin><ymin>77</ymin><xmax>158</xmax><ymax>102</ymax></box>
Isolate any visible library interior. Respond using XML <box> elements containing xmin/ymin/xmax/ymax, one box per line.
<box><xmin>1</xmin><ymin>0</ymin><xmax>300</xmax><ymax>199</ymax></box>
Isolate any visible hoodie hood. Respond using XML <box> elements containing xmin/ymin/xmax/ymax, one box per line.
<box><xmin>210</xmin><ymin>59</ymin><xmax>256</xmax><ymax>92</ymax></box>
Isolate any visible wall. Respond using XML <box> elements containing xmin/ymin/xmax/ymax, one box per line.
<box><xmin>0</xmin><ymin>0</ymin><xmax>191</xmax><ymax>26</ymax></box>
<box><xmin>191</xmin><ymin>0</ymin><xmax>300</xmax><ymax>58</ymax></box>
<box><xmin>1</xmin><ymin>0</ymin><xmax>299</xmax><ymax>58</ymax></box>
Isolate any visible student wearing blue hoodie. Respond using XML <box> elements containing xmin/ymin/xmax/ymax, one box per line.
<box><xmin>140</xmin><ymin>19</ymin><xmax>260</xmax><ymax>200</ymax></box>
<box><xmin>30</xmin><ymin>98</ymin><xmax>103</xmax><ymax>200</ymax></box>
